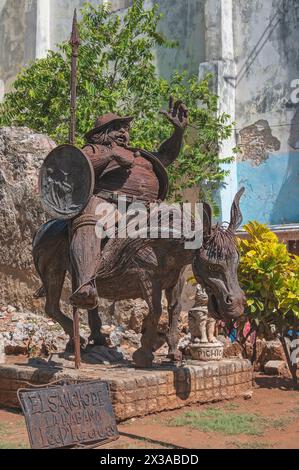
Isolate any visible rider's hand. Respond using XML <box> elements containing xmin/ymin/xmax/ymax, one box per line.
<box><xmin>160</xmin><ymin>96</ymin><xmax>189</xmax><ymax>131</ymax></box>
<box><xmin>109</xmin><ymin>144</ymin><xmax>134</xmax><ymax>168</ymax></box>
<box><xmin>113</xmin><ymin>153</ymin><xmax>134</xmax><ymax>168</ymax></box>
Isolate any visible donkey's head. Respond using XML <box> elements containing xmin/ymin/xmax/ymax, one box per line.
<box><xmin>192</xmin><ymin>188</ymin><xmax>246</xmax><ymax>321</ymax></box>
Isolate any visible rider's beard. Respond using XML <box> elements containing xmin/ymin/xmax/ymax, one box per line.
<box><xmin>89</xmin><ymin>129</ymin><xmax>129</xmax><ymax>147</ymax></box>
<box><xmin>109</xmin><ymin>130</ymin><xmax>129</xmax><ymax>147</ymax></box>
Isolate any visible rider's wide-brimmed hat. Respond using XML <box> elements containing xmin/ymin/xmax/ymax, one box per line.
<box><xmin>85</xmin><ymin>113</ymin><xmax>134</xmax><ymax>141</ymax></box>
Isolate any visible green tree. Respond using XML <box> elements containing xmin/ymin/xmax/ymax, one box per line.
<box><xmin>0</xmin><ymin>0</ymin><xmax>234</xmax><ymax>207</ymax></box>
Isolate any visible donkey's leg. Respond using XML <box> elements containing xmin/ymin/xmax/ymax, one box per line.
<box><xmin>165</xmin><ymin>271</ymin><xmax>184</xmax><ymax>362</ymax></box>
<box><xmin>133</xmin><ymin>277</ymin><xmax>162</xmax><ymax>368</ymax></box>
<box><xmin>44</xmin><ymin>269</ymin><xmax>72</xmax><ymax>335</ymax></box>
<box><xmin>44</xmin><ymin>269</ymin><xmax>85</xmax><ymax>349</ymax></box>
<box><xmin>88</xmin><ymin>307</ymin><xmax>107</xmax><ymax>346</ymax></box>
<box><xmin>33</xmin><ymin>220</ymin><xmax>83</xmax><ymax>345</ymax></box>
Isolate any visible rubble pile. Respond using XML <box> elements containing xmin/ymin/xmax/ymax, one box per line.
<box><xmin>0</xmin><ymin>304</ymin><xmax>190</xmax><ymax>363</ymax></box>
<box><xmin>0</xmin><ymin>306</ymin><xmax>70</xmax><ymax>356</ymax></box>
<box><xmin>0</xmin><ymin>304</ymin><xmax>289</xmax><ymax>373</ymax></box>
<box><xmin>0</xmin><ymin>306</ymin><xmax>146</xmax><ymax>362</ymax></box>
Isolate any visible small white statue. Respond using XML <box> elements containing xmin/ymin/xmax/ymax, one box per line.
<box><xmin>188</xmin><ymin>284</ymin><xmax>218</xmax><ymax>344</ymax></box>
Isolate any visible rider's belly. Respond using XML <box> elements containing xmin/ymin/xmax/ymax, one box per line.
<box><xmin>95</xmin><ymin>157</ymin><xmax>159</xmax><ymax>201</ymax></box>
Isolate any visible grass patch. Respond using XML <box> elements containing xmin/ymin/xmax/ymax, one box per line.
<box><xmin>271</xmin><ymin>417</ymin><xmax>294</xmax><ymax>430</ymax></box>
<box><xmin>228</xmin><ymin>441</ymin><xmax>273</xmax><ymax>449</ymax></box>
<box><xmin>0</xmin><ymin>441</ymin><xmax>28</xmax><ymax>449</ymax></box>
<box><xmin>167</xmin><ymin>407</ymin><xmax>265</xmax><ymax>436</ymax></box>
<box><xmin>290</xmin><ymin>407</ymin><xmax>299</xmax><ymax>414</ymax></box>
<box><xmin>0</xmin><ymin>423</ymin><xmax>9</xmax><ymax>437</ymax></box>
<box><xmin>0</xmin><ymin>419</ymin><xmax>27</xmax><ymax>449</ymax></box>
<box><xmin>118</xmin><ymin>442</ymin><xmax>163</xmax><ymax>450</ymax></box>
<box><xmin>224</xmin><ymin>403</ymin><xmax>239</xmax><ymax>411</ymax></box>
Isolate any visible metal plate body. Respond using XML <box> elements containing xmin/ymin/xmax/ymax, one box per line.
<box><xmin>18</xmin><ymin>381</ymin><xmax>119</xmax><ymax>449</ymax></box>
<box><xmin>39</xmin><ymin>144</ymin><xmax>95</xmax><ymax>220</ymax></box>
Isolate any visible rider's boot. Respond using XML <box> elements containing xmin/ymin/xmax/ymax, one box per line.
<box><xmin>69</xmin><ymin>196</ymin><xmax>102</xmax><ymax>310</ymax></box>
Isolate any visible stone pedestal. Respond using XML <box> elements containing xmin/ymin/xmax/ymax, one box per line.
<box><xmin>189</xmin><ymin>342</ymin><xmax>224</xmax><ymax>361</ymax></box>
<box><xmin>0</xmin><ymin>358</ymin><xmax>252</xmax><ymax>422</ymax></box>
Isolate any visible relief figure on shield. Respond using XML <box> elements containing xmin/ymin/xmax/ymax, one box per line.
<box><xmin>69</xmin><ymin>97</ymin><xmax>189</xmax><ymax>309</ymax></box>
<box><xmin>45</xmin><ymin>167</ymin><xmax>80</xmax><ymax>212</ymax></box>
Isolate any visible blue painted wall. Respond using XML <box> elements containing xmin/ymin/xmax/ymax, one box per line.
<box><xmin>237</xmin><ymin>152</ymin><xmax>299</xmax><ymax>225</ymax></box>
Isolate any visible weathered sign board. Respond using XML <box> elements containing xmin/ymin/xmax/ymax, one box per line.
<box><xmin>18</xmin><ymin>380</ymin><xmax>119</xmax><ymax>449</ymax></box>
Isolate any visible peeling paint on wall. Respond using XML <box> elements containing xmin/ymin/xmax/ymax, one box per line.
<box><xmin>234</xmin><ymin>0</ymin><xmax>299</xmax><ymax>225</ymax></box>
<box><xmin>238</xmin><ymin>120</ymin><xmax>281</xmax><ymax>166</ymax></box>
<box><xmin>288</xmin><ymin>106</ymin><xmax>299</xmax><ymax>149</ymax></box>
<box><xmin>238</xmin><ymin>152</ymin><xmax>299</xmax><ymax>225</ymax></box>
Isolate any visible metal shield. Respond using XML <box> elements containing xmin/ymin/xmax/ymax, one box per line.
<box><xmin>39</xmin><ymin>144</ymin><xmax>95</xmax><ymax>220</ymax></box>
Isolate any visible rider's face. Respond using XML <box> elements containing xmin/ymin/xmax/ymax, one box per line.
<box><xmin>108</xmin><ymin>121</ymin><xmax>130</xmax><ymax>147</ymax></box>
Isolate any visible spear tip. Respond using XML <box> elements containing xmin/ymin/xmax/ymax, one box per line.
<box><xmin>70</xmin><ymin>8</ymin><xmax>80</xmax><ymax>46</ymax></box>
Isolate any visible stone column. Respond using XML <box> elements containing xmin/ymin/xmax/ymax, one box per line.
<box><xmin>36</xmin><ymin>0</ymin><xmax>50</xmax><ymax>59</ymax></box>
<box><xmin>199</xmin><ymin>0</ymin><xmax>237</xmax><ymax>222</ymax></box>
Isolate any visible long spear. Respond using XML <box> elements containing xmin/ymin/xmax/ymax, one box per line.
<box><xmin>70</xmin><ymin>10</ymin><xmax>81</xmax><ymax>369</ymax></box>
<box><xmin>69</xmin><ymin>9</ymin><xmax>80</xmax><ymax>145</ymax></box>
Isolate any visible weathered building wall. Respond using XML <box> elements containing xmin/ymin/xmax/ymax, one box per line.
<box><xmin>48</xmin><ymin>0</ymin><xmax>97</xmax><ymax>51</ymax></box>
<box><xmin>0</xmin><ymin>0</ymin><xmax>37</xmax><ymax>99</ymax></box>
<box><xmin>0</xmin><ymin>0</ymin><xmax>206</xmax><ymax>94</ymax></box>
<box><xmin>0</xmin><ymin>0</ymin><xmax>124</xmax><ymax>98</ymax></box>
<box><xmin>199</xmin><ymin>0</ymin><xmax>237</xmax><ymax>222</ymax></box>
<box><xmin>150</xmin><ymin>0</ymin><xmax>205</xmax><ymax>79</ymax></box>
<box><xmin>233</xmin><ymin>0</ymin><xmax>299</xmax><ymax>225</ymax></box>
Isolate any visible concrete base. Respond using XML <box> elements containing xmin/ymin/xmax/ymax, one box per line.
<box><xmin>0</xmin><ymin>358</ymin><xmax>253</xmax><ymax>422</ymax></box>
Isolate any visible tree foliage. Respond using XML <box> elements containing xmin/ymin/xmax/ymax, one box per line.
<box><xmin>0</xmin><ymin>0</ymin><xmax>234</xmax><ymax>206</ymax></box>
<box><xmin>238</xmin><ymin>221</ymin><xmax>299</xmax><ymax>335</ymax></box>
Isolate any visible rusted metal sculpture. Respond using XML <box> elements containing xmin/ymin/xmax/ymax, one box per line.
<box><xmin>33</xmin><ymin>10</ymin><xmax>245</xmax><ymax>369</ymax></box>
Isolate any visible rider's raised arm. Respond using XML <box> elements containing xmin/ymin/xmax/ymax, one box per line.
<box><xmin>155</xmin><ymin>97</ymin><xmax>188</xmax><ymax>167</ymax></box>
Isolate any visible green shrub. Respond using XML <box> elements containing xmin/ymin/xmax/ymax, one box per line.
<box><xmin>238</xmin><ymin>221</ymin><xmax>299</xmax><ymax>334</ymax></box>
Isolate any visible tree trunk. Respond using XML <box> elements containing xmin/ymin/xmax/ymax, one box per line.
<box><xmin>251</xmin><ymin>326</ymin><xmax>258</xmax><ymax>366</ymax></box>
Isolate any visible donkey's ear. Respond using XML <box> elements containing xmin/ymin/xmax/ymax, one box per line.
<box><xmin>228</xmin><ymin>187</ymin><xmax>245</xmax><ymax>232</ymax></box>
<box><xmin>203</xmin><ymin>202</ymin><xmax>212</xmax><ymax>238</ymax></box>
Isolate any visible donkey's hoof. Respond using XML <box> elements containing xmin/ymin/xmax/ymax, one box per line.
<box><xmin>65</xmin><ymin>336</ymin><xmax>86</xmax><ymax>352</ymax></box>
<box><xmin>88</xmin><ymin>333</ymin><xmax>108</xmax><ymax>347</ymax></box>
<box><xmin>132</xmin><ymin>349</ymin><xmax>153</xmax><ymax>368</ymax></box>
<box><xmin>70</xmin><ymin>285</ymin><xmax>98</xmax><ymax>310</ymax></box>
<box><xmin>167</xmin><ymin>350</ymin><xmax>182</xmax><ymax>362</ymax></box>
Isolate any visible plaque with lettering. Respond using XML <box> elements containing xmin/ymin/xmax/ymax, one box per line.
<box><xmin>17</xmin><ymin>381</ymin><xmax>119</xmax><ymax>449</ymax></box>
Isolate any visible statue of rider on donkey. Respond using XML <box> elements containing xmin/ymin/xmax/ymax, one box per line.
<box><xmin>34</xmin><ymin>12</ymin><xmax>245</xmax><ymax>369</ymax></box>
